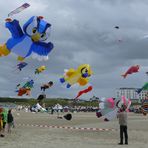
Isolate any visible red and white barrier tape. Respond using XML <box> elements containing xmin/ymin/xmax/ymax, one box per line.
<box><xmin>17</xmin><ymin>123</ymin><xmax>116</xmax><ymax>131</ymax></box>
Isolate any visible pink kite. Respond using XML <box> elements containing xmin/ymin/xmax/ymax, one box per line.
<box><xmin>106</xmin><ymin>98</ymin><xmax>115</xmax><ymax>108</ymax></box>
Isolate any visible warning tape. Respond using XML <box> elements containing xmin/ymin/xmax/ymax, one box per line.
<box><xmin>17</xmin><ymin>123</ymin><xmax>117</xmax><ymax>131</ymax></box>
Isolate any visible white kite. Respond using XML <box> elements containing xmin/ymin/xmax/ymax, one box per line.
<box><xmin>8</xmin><ymin>3</ymin><xmax>30</xmax><ymax>17</ymax></box>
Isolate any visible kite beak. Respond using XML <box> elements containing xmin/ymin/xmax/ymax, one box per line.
<box><xmin>31</xmin><ymin>33</ymin><xmax>40</xmax><ymax>42</ymax></box>
<box><xmin>17</xmin><ymin>56</ymin><xmax>25</xmax><ymax>61</ymax></box>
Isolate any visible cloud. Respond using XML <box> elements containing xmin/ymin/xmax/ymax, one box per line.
<box><xmin>0</xmin><ymin>0</ymin><xmax>148</xmax><ymax>99</ymax></box>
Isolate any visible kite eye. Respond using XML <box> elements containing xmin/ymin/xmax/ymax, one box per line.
<box><xmin>39</xmin><ymin>32</ymin><xmax>48</xmax><ymax>41</ymax></box>
<box><xmin>41</xmin><ymin>33</ymin><xmax>46</xmax><ymax>38</ymax></box>
<box><xmin>32</xmin><ymin>27</ymin><xmax>37</xmax><ymax>34</ymax></box>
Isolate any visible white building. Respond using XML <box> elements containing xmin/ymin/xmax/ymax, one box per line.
<box><xmin>116</xmin><ymin>88</ymin><xmax>148</xmax><ymax>101</ymax></box>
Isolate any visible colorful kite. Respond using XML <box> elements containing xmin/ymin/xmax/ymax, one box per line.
<box><xmin>121</xmin><ymin>65</ymin><xmax>140</xmax><ymax>78</ymax></box>
<box><xmin>8</xmin><ymin>3</ymin><xmax>30</xmax><ymax>17</ymax></box>
<box><xmin>41</xmin><ymin>81</ymin><xmax>53</xmax><ymax>91</ymax></box>
<box><xmin>60</xmin><ymin>64</ymin><xmax>93</xmax><ymax>88</ymax></box>
<box><xmin>96</xmin><ymin>96</ymin><xmax>131</xmax><ymax>121</ymax></box>
<box><xmin>35</xmin><ymin>66</ymin><xmax>46</xmax><ymax>74</ymax></box>
<box><xmin>22</xmin><ymin>80</ymin><xmax>34</xmax><ymax>88</ymax></box>
<box><xmin>17</xmin><ymin>88</ymin><xmax>31</xmax><ymax>96</ymax></box>
<box><xmin>136</xmin><ymin>82</ymin><xmax>148</xmax><ymax>94</ymax></box>
<box><xmin>16</xmin><ymin>62</ymin><xmax>28</xmax><ymax>71</ymax></box>
<box><xmin>0</xmin><ymin>16</ymin><xmax>54</xmax><ymax>61</ymax></box>
<box><xmin>16</xmin><ymin>80</ymin><xmax>34</xmax><ymax>96</ymax></box>
<box><xmin>75</xmin><ymin>86</ymin><xmax>93</xmax><ymax>99</ymax></box>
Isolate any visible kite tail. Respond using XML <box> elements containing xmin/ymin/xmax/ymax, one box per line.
<box><xmin>75</xmin><ymin>94</ymin><xmax>81</xmax><ymax>99</ymax></box>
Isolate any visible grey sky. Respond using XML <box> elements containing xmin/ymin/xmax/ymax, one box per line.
<box><xmin>0</xmin><ymin>0</ymin><xmax>148</xmax><ymax>99</ymax></box>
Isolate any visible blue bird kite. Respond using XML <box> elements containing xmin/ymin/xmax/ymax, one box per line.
<box><xmin>0</xmin><ymin>16</ymin><xmax>54</xmax><ymax>61</ymax></box>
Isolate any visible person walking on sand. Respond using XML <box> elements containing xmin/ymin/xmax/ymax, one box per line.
<box><xmin>7</xmin><ymin>109</ymin><xmax>14</xmax><ymax>133</ymax></box>
<box><xmin>117</xmin><ymin>104</ymin><xmax>128</xmax><ymax>145</ymax></box>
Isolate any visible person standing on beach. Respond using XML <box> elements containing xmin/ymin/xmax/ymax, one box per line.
<box><xmin>0</xmin><ymin>108</ymin><xmax>4</xmax><ymax>137</ymax></box>
<box><xmin>1</xmin><ymin>108</ymin><xmax>7</xmax><ymax>137</ymax></box>
<box><xmin>7</xmin><ymin>109</ymin><xmax>14</xmax><ymax>133</ymax></box>
<box><xmin>117</xmin><ymin>104</ymin><xmax>128</xmax><ymax>145</ymax></box>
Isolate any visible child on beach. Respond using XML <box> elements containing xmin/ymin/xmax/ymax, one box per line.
<box><xmin>7</xmin><ymin>109</ymin><xmax>14</xmax><ymax>133</ymax></box>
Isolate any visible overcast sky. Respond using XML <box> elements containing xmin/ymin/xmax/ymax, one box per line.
<box><xmin>0</xmin><ymin>0</ymin><xmax>148</xmax><ymax>100</ymax></box>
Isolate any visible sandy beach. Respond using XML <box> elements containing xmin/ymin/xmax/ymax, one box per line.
<box><xmin>0</xmin><ymin>111</ymin><xmax>147</xmax><ymax>148</ymax></box>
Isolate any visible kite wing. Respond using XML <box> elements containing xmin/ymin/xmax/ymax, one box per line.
<box><xmin>8</xmin><ymin>3</ymin><xmax>30</xmax><ymax>17</ymax></box>
<box><xmin>65</xmin><ymin>68</ymin><xmax>75</xmax><ymax>77</ymax></box>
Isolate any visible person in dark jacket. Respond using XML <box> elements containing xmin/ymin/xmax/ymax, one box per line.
<box><xmin>7</xmin><ymin>109</ymin><xmax>14</xmax><ymax>133</ymax></box>
<box><xmin>0</xmin><ymin>108</ymin><xmax>4</xmax><ymax>137</ymax></box>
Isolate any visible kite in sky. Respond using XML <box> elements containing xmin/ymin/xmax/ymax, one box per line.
<box><xmin>16</xmin><ymin>80</ymin><xmax>34</xmax><ymax>96</ymax></box>
<box><xmin>0</xmin><ymin>16</ymin><xmax>54</xmax><ymax>61</ymax></box>
<box><xmin>114</xmin><ymin>26</ymin><xmax>119</xmax><ymax>29</ymax></box>
<box><xmin>60</xmin><ymin>64</ymin><xmax>93</xmax><ymax>88</ymax></box>
<box><xmin>121</xmin><ymin>65</ymin><xmax>140</xmax><ymax>78</ymax></box>
<box><xmin>41</xmin><ymin>81</ymin><xmax>53</xmax><ymax>91</ymax></box>
<box><xmin>8</xmin><ymin>3</ymin><xmax>30</xmax><ymax>17</ymax></box>
<box><xmin>16</xmin><ymin>62</ymin><xmax>28</xmax><ymax>71</ymax></box>
<box><xmin>35</xmin><ymin>66</ymin><xmax>46</xmax><ymax>74</ymax></box>
<box><xmin>75</xmin><ymin>86</ymin><xmax>93</xmax><ymax>99</ymax></box>
<box><xmin>136</xmin><ymin>82</ymin><xmax>148</xmax><ymax>94</ymax></box>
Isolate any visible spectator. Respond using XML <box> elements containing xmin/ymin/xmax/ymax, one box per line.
<box><xmin>7</xmin><ymin>109</ymin><xmax>14</xmax><ymax>133</ymax></box>
<box><xmin>117</xmin><ymin>104</ymin><xmax>128</xmax><ymax>145</ymax></box>
<box><xmin>1</xmin><ymin>108</ymin><xmax>7</xmax><ymax>136</ymax></box>
<box><xmin>0</xmin><ymin>108</ymin><xmax>4</xmax><ymax>137</ymax></box>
